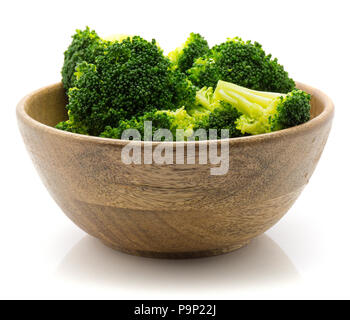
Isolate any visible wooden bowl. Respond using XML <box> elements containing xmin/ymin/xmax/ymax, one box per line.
<box><xmin>16</xmin><ymin>82</ymin><xmax>334</xmax><ymax>258</ymax></box>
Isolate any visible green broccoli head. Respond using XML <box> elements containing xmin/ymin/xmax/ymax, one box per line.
<box><xmin>214</xmin><ymin>80</ymin><xmax>311</xmax><ymax>135</ymax></box>
<box><xmin>59</xmin><ymin>36</ymin><xmax>196</xmax><ymax>136</ymax></box>
<box><xmin>100</xmin><ymin>107</ymin><xmax>194</xmax><ymax>140</ymax></box>
<box><xmin>100</xmin><ymin>110</ymin><xmax>171</xmax><ymax>140</ymax></box>
<box><xmin>193</xmin><ymin>101</ymin><xmax>244</xmax><ymax>138</ymax></box>
<box><xmin>55</xmin><ymin>111</ymin><xmax>89</xmax><ymax>135</ymax></box>
<box><xmin>188</xmin><ymin>37</ymin><xmax>295</xmax><ymax>93</ymax></box>
<box><xmin>61</xmin><ymin>27</ymin><xmax>108</xmax><ymax>91</ymax></box>
<box><xmin>186</xmin><ymin>87</ymin><xmax>245</xmax><ymax>138</ymax></box>
<box><xmin>270</xmin><ymin>90</ymin><xmax>312</xmax><ymax>131</ymax></box>
<box><xmin>168</xmin><ymin>33</ymin><xmax>210</xmax><ymax>74</ymax></box>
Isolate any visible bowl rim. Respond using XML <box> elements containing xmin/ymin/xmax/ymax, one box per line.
<box><xmin>16</xmin><ymin>81</ymin><xmax>334</xmax><ymax>146</ymax></box>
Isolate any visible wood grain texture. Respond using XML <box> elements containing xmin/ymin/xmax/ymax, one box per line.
<box><xmin>16</xmin><ymin>82</ymin><xmax>334</xmax><ymax>258</ymax></box>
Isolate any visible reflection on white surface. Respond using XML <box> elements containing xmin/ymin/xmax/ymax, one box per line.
<box><xmin>56</xmin><ymin>234</ymin><xmax>299</xmax><ymax>291</ymax></box>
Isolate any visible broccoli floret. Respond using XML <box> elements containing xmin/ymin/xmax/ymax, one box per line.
<box><xmin>61</xmin><ymin>27</ymin><xmax>108</xmax><ymax>91</ymax></box>
<box><xmin>59</xmin><ymin>36</ymin><xmax>196</xmax><ymax>136</ymax></box>
<box><xmin>186</xmin><ymin>87</ymin><xmax>245</xmax><ymax>138</ymax></box>
<box><xmin>193</xmin><ymin>101</ymin><xmax>244</xmax><ymax>138</ymax></box>
<box><xmin>188</xmin><ymin>37</ymin><xmax>295</xmax><ymax>93</ymax></box>
<box><xmin>99</xmin><ymin>86</ymin><xmax>247</xmax><ymax>141</ymax></box>
<box><xmin>168</xmin><ymin>33</ymin><xmax>210</xmax><ymax>73</ymax></box>
<box><xmin>270</xmin><ymin>91</ymin><xmax>312</xmax><ymax>131</ymax></box>
<box><xmin>214</xmin><ymin>80</ymin><xmax>311</xmax><ymax>135</ymax></box>
<box><xmin>55</xmin><ymin>111</ymin><xmax>89</xmax><ymax>135</ymax></box>
<box><xmin>100</xmin><ymin>107</ymin><xmax>194</xmax><ymax>140</ymax></box>
<box><xmin>100</xmin><ymin>110</ymin><xmax>173</xmax><ymax>140</ymax></box>
<box><xmin>99</xmin><ymin>80</ymin><xmax>309</xmax><ymax>141</ymax></box>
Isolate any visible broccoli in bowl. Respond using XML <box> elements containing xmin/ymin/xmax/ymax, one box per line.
<box><xmin>57</xmin><ymin>27</ymin><xmax>310</xmax><ymax>140</ymax></box>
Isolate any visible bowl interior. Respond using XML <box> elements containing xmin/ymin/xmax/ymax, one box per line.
<box><xmin>24</xmin><ymin>83</ymin><xmax>68</xmax><ymax>127</ymax></box>
<box><xmin>24</xmin><ymin>82</ymin><xmax>326</xmax><ymax>129</ymax></box>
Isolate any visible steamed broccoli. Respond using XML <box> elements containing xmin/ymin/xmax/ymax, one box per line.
<box><xmin>58</xmin><ymin>36</ymin><xmax>196</xmax><ymax>136</ymax></box>
<box><xmin>100</xmin><ymin>86</ymin><xmax>246</xmax><ymax>140</ymax></box>
<box><xmin>61</xmin><ymin>27</ymin><xmax>109</xmax><ymax>91</ymax></box>
<box><xmin>214</xmin><ymin>80</ymin><xmax>311</xmax><ymax>135</ymax></box>
<box><xmin>55</xmin><ymin>110</ymin><xmax>89</xmax><ymax>135</ymax></box>
<box><xmin>192</xmin><ymin>101</ymin><xmax>244</xmax><ymax>138</ymax></box>
<box><xmin>57</xmin><ymin>28</ymin><xmax>310</xmax><ymax>140</ymax></box>
<box><xmin>188</xmin><ymin>37</ymin><xmax>295</xmax><ymax>93</ymax></box>
<box><xmin>186</xmin><ymin>87</ymin><xmax>244</xmax><ymax>138</ymax></box>
<box><xmin>100</xmin><ymin>107</ymin><xmax>194</xmax><ymax>140</ymax></box>
<box><xmin>168</xmin><ymin>33</ymin><xmax>210</xmax><ymax>74</ymax></box>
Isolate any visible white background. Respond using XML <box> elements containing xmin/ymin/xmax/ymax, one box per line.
<box><xmin>1</xmin><ymin>0</ymin><xmax>349</xmax><ymax>299</ymax></box>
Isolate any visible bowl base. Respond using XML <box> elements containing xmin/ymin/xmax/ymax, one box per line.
<box><xmin>100</xmin><ymin>239</ymin><xmax>251</xmax><ymax>259</ymax></box>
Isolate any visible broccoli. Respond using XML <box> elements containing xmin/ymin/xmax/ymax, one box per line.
<box><xmin>57</xmin><ymin>36</ymin><xmax>196</xmax><ymax>136</ymax></box>
<box><xmin>101</xmin><ymin>86</ymin><xmax>245</xmax><ymax>141</ymax></box>
<box><xmin>192</xmin><ymin>101</ymin><xmax>244</xmax><ymax>139</ymax></box>
<box><xmin>80</xmin><ymin>80</ymin><xmax>311</xmax><ymax>140</ymax></box>
<box><xmin>214</xmin><ymin>80</ymin><xmax>311</xmax><ymax>135</ymax></box>
<box><xmin>57</xmin><ymin>29</ymin><xmax>309</xmax><ymax>140</ymax></box>
<box><xmin>168</xmin><ymin>33</ymin><xmax>210</xmax><ymax>74</ymax></box>
<box><xmin>186</xmin><ymin>87</ymin><xmax>244</xmax><ymax>138</ymax></box>
<box><xmin>100</xmin><ymin>107</ymin><xmax>194</xmax><ymax>140</ymax></box>
<box><xmin>55</xmin><ymin>110</ymin><xmax>89</xmax><ymax>135</ymax></box>
<box><xmin>61</xmin><ymin>27</ymin><xmax>109</xmax><ymax>91</ymax></box>
<box><xmin>188</xmin><ymin>37</ymin><xmax>295</xmax><ymax>93</ymax></box>
<box><xmin>99</xmin><ymin>111</ymin><xmax>168</xmax><ymax>140</ymax></box>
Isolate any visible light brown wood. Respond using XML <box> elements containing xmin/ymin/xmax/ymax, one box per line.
<box><xmin>16</xmin><ymin>82</ymin><xmax>334</xmax><ymax>258</ymax></box>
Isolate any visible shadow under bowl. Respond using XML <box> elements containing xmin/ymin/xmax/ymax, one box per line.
<box><xmin>16</xmin><ymin>82</ymin><xmax>334</xmax><ymax>258</ymax></box>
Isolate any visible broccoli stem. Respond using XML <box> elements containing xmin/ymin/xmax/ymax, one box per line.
<box><xmin>212</xmin><ymin>80</ymin><xmax>311</xmax><ymax>135</ymax></box>
<box><xmin>196</xmin><ymin>92</ymin><xmax>211</xmax><ymax>109</ymax></box>
<box><xmin>195</xmin><ymin>87</ymin><xmax>214</xmax><ymax>110</ymax></box>
<box><xmin>213</xmin><ymin>80</ymin><xmax>287</xmax><ymax>135</ymax></box>
<box><xmin>215</xmin><ymin>80</ymin><xmax>284</xmax><ymax>107</ymax></box>
<box><xmin>214</xmin><ymin>86</ymin><xmax>265</xmax><ymax>119</ymax></box>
